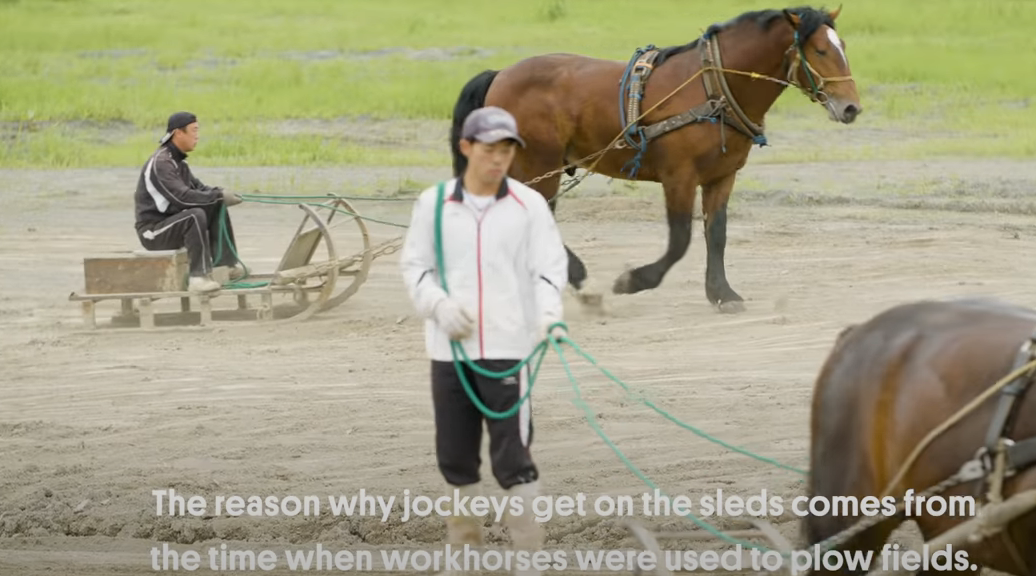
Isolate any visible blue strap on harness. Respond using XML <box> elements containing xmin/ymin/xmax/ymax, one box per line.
<box><xmin>617</xmin><ymin>44</ymin><xmax>655</xmax><ymax>179</ymax></box>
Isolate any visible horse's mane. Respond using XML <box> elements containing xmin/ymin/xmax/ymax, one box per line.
<box><xmin>653</xmin><ymin>6</ymin><xmax>836</xmax><ymax>67</ymax></box>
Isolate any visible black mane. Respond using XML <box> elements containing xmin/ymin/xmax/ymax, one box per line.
<box><xmin>652</xmin><ymin>6</ymin><xmax>835</xmax><ymax>67</ymax></box>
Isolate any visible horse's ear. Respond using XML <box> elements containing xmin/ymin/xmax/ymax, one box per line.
<box><xmin>829</xmin><ymin>4</ymin><xmax>842</xmax><ymax>21</ymax></box>
<box><xmin>783</xmin><ymin>9</ymin><xmax>801</xmax><ymax>27</ymax></box>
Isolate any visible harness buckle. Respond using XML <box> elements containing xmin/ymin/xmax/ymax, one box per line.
<box><xmin>957</xmin><ymin>455</ymin><xmax>988</xmax><ymax>484</ymax></box>
<box><xmin>967</xmin><ymin>446</ymin><xmax>993</xmax><ymax>480</ymax></box>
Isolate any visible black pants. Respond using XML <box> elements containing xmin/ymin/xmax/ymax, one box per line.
<box><xmin>431</xmin><ymin>359</ymin><xmax>538</xmax><ymax>490</ymax></box>
<box><xmin>137</xmin><ymin>206</ymin><xmax>237</xmax><ymax>277</ymax></box>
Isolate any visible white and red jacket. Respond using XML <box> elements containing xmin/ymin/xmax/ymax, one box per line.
<box><xmin>399</xmin><ymin>177</ymin><xmax>569</xmax><ymax>362</ymax></box>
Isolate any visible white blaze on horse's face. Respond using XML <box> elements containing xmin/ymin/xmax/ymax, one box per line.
<box><xmin>809</xmin><ymin>24</ymin><xmax>860</xmax><ymax>124</ymax></box>
<box><xmin>826</xmin><ymin>27</ymin><xmax>847</xmax><ymax>68</ymax></box>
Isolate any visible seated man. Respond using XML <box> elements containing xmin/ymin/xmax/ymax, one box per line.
<box><xmin>134</xmin><ymin>111</ymin><xmax>245</xmax><ymax>293</ymax></box>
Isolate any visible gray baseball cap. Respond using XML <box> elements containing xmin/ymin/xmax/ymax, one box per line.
<box><xmin>461</xmin><ymin>106</ymin><xmax>526</xmax><ymax>148</ymax></box>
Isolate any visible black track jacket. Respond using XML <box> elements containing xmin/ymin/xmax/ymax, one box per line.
<box><xmin>134</xmin><ymin>142</ymin><xmax>223</xmax><ymax>232</ymax></box>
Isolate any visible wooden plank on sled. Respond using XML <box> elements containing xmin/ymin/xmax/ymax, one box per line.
<box><xmin>83</xmin><ymin>248</ymin><xmax>188</xmax><ymax>294</ymax></box>
<box><xmin>276</xmin><ymin>226</ymin><xmax>324</xmax><ymax>273</ymax></box>
<box><xmin>271</xmin><ymin>257</ymin><xmax>367</xmax><ymax>283</ymax></box>
<box><xmin>271</xmin><ymin>238</ymin><xmax>397</xmax><ymax>285</ymax></box>
<box><xmin>67</xmin><ymin>283</ymin><xmax>327</xmax><ymax>302</ymax></box>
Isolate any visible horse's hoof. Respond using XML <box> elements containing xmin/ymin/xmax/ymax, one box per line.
<box><xmin>568</xmin><ymin>279</ymin><xmax>607</xmax><ymax>314</ymax></box>
<box><xmin>575</xmin><ymin>279</ymin><xmax>606</xmax><ymax>313</ymax></box>
<box><xmin>613</xmin><ymin>270</ymin><xmax>634</xmax><ymax>294</ymax></box>
<box><xmin>717</xmin><ymin>300</ymin><xmax>746</xmax><ymax>314</ymax></box>
<box><xmin>577</xmin><ymin>291</ymin><xmax>604</xmax><ymax>309</ymax></box>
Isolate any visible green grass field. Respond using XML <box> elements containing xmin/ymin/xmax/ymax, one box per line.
<box><xmin>2</xmin><ymin>0</ymin><xmax>1035</xmax><ymax>168</ymax></box>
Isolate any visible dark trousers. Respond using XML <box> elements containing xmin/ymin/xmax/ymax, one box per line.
<box><xmin>137</xmin><ymin>206</ymin><xmax>237</xmax><ymax>277</ymax></box>
<box><xmin>431</xmin><ymin>359</ymin><xmax>538</xmax><ymax>490</ymax></box>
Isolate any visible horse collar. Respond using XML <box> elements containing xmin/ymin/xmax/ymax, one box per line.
<box><xmin>699</xmin><ymin>36</ymin><xmax>767</xmax><ymax>145</ymax></box>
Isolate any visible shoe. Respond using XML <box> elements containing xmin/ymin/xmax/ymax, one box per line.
<box><xmin>435</xmin><ymin>482</ymin><xmax>483</xmax><ymax>576</ymax></box>
<box><xmin>188</xmin><ymin>275</ymin><xmax>221</xmax><ymax>293</ymax></box>
<box><xmin>446</xmin><ymin>514</ymin><xmax>483</xmax><ymax>546</ymax></box>
<box><xmin>228</xmin><ymin>263</ymin><xmax>246</xmax><ymax>281</ymax></box>
<box><xmin>503</xmin><ymin>480</ymin><xmax>545</xmax><ymax>576</ymax></box>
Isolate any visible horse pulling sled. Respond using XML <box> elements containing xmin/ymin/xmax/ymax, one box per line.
<box><xmin>69</xmin><ymin>195</ymin><xmax>403</xmax><ymax>330</ymax></box>
<box><xmin>625</xmin><ymin>298</ymin><xmax>1036</xmax><ymax>575</ymax></box>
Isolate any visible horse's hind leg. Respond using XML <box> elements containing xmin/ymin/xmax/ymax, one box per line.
<box><xmin>613</xmin><ymin>172</ymin><xmax>698</xmax><ymax>295</ymax></box>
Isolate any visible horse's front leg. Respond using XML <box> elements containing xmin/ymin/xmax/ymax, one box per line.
<box><xmin>612</xmin><ymin>172</ymin><xmax>698</xmax><ymax>295</ymax></box>
<box><xmin>701</xmin><ymin>170</ymin><xmax>744</xmax><ymax>313</ymax></box>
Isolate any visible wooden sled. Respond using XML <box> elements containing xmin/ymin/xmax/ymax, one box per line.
<box><xmin>68</xmin><ymin>195</ymin><xmax>403</xmax><ymax>330</ymax></box>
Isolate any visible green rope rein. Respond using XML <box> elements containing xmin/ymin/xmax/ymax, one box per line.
<box><xmin>211</xmin><ymin>203</ymin><xmax>266</xmax><ymax>289</ymax></box>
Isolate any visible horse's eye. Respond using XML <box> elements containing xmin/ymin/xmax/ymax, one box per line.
<box><xmin>816</xmin><ymin>49</ymin><xmax>828</xmax><ymax>56</ymax></box>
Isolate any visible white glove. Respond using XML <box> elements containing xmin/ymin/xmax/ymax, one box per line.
<box><xmin>433</xmin><ymin>297</ymin><xmax>475</xmax><ymax>341</ymax></box>
<box><xmin>221</xmin><ymin>189</ymin><xmax>243</xmax><ymax>206</ymax></box>
<box><xmin>541</xmin><ymin>320</ymin><xmax>566</xmax><ymax>343</ymax></box>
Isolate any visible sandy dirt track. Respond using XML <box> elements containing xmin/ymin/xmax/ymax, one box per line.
<box><xmin>3</xmin><ymin>143</ymin><xmax>1036</xmax><ymax>575</ymax></box>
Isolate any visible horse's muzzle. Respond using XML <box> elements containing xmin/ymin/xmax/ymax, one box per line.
<box><xmin>836</xmin><ymin>102</ymin><xmax>862</xmax><ymax>124</ymax></box>
<box><xmin>821</xmin><ymin>95</ymin><xmax>861</xmax><ymax>124</ymax></box>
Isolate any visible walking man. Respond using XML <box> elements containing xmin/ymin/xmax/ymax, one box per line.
<box><xmin>399</xmin><ymin>106</ymin><xmax>569</xmax><ymax>575</ymax></box>
<box><xmin>134</xmin><ymin>111</ymin><xmax>245</xmax><ymax>292</ymax></box>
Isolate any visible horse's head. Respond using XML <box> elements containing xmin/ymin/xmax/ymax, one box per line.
<box><xmin>783</xmin><ymin>6</ymin><xmax>861</xmax><ymax>124</ymax></box>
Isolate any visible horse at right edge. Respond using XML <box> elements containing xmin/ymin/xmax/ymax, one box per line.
<box><xmin>804</xmin><ymin>297</ymin><xmax>1036</xmax><ymax>575</ymax></box>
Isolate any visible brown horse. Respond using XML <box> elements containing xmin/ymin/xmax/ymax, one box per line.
<box><xmin>448</xmin><ymin>6</ymin><xmax>861</xmax><ymax>313</ymax></box>
<box><xmin>804</xmin><ymin>297</ymin><xmax>1036</xmax><ymax>574</ymax></box>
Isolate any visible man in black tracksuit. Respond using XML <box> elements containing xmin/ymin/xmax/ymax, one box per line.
<box><xmin>134</xmin><ymin>112</ymin><xmax>244</xmax><ymax>293</ymax></box>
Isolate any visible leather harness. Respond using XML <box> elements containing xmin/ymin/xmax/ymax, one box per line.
<box><xmin>979</xmin><ymin>328</ymin><xmax>1036</xmax><ymax>498</ymax></box>
<box><xmin>966</xmin><ymin>328</ymin><xmax>1036</xmax><ymax>573</ymax></box>
<box><xmin>620</xmin><ymin>35</ymin><xmax>769</xmax><ymax>160</ymax></box>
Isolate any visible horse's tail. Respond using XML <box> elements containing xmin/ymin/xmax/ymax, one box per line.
<box><xmin>450</xmin><ymin>69</ymin><xmax>500</xmax><ymax>177</ymax></box>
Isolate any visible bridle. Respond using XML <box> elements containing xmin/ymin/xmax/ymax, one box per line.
<box><xmin>784</xmin><ymin>29</ymin><xmax>855</xmax><ymax>108</ymax></box>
